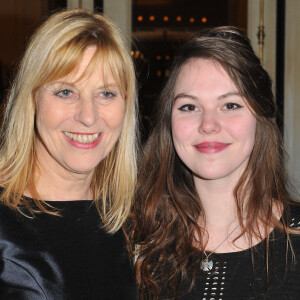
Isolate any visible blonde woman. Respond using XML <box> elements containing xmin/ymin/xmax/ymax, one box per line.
<box><xmin>0</xmin><ymin>10</ymin><xmax>138</xmax><ymax>299</ymax></box>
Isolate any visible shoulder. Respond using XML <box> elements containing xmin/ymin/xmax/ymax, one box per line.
<box><xmin>0</xmin><ymin>201</ymin><xmax>23</xmax><ymax>230</ymax></box>
<box><xmin>0</xmin><ymin>186</ymin><xmax>26</xmax><ymax>222</ymax></box>
<box><xmin>0</xmin><ymin>258</ymin><xmax>50</xmax><ymax>299</ymax></box>
<box><xmin>0</xmin><ymin>205</ymin><xmax>64</xmax><ymax>299</ymax></box>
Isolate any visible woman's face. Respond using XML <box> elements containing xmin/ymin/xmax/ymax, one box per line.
<box><xmin>35</xmin><ymin>46</ymin><xmax>125</xmax><ymax>177</ymax></box>
<box><xmin>171</xmin><ymin>58</ymin><xmax>256</xmax><ymax>183</ymax></box>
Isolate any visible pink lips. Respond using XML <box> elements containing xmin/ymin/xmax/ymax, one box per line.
<box><xmin>194</xmin><ymin>142</ymin><xmax>230</xmax><ymax>154</ymax></box>
<box><xmin>63</xmin><ymin>132</ymin><xmax>102</xmax><ymax>150</ymax></box>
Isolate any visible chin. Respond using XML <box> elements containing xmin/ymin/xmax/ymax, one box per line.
<box><xmin>192</xmin><ymin>167</ymin><xmax>232</xmax><ymax>181</ymax></box>
<box><xmin>193</xmin><ymin>164</ymin><xmax>245</xmax><ymax>182</ymax></box>
<box><xmin>65</xmin><ymin>162</ymin><xmax>99</xmax><ymax>175</ymax></box>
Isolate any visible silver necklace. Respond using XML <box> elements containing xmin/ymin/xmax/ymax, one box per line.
<box><xmin>200</xmin><ymin>222</ymin><xmax>241</xmax><ymax>272</ymax></box>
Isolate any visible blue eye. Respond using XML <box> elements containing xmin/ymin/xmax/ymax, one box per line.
<box><xmin>223</xmin><ymin>103</ymin><xmax>242</xmax><ymax>110</ymax></box>
<box><xmin>101</xmin><ymin>91</ymin><xmax>116</xmax><ymax>98</ymax></box>
<box><xmin>56</xmin><ymin>89</ymin><xmax>73</xmax><ymax>99</ymax></box>
<box><xmin>178</xmin><ymin>104</ymin><xmax>197</xmax><ymax>112</ymax></box>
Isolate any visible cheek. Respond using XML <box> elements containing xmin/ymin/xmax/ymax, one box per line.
<box><xmin>100</xmin><ymin>103</ymin><xmax>126</xmax><ymax>130</ymax></box>
<box><xmin>36</xmin><ymin>103</ymin><xmax>50</xmax><ymax>135</ymax></box>
<box><xmin>36</xmin><ymin>104</ymin><xmax>65</xmax><ymax>134</ymax></box>
<box><xmin>229</xmin><ymin>116</ymin><xmax>257</xmax><ymax>147</ymax></box>
<box><xmin>35</xmin><ymin>98</ymin><xmax>72</xmax><ymax>146</ymax></box>
<box><xmin>171</xmin><ymin>117</ymin><xmax>197</xmax><ymax>145</ymax></box>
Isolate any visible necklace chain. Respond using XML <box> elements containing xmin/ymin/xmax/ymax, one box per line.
<box><xmin>204</xmin><ymin>221</ymin><xmax>241</xmax><ymax>260</ymax></box>
<box><xmin>201</xmin><ymin>222</ymin><xmax>241</xmax><ymax>271</ymax></box>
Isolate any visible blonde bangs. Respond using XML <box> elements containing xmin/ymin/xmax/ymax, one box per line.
<box><xmin>35</xmin><ymin>37</ymin><xmax>97</xmax><ymax>87</ymax></box>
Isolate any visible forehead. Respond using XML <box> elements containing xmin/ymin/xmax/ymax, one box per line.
<box><xmin>174</xmin><ymin>58</ymin><xmax>237</xmax><ymax>94</ymax></box>
<box><xmin>176</xmin><ymin>58</ymin><xmax>234</xmax><ymax>85</ymax></box>
<box><xmin>78</xmin><ymin>46</ymin><xmax>97</xmax><ymax>69</ymax></box>
<box><xmin>59</xmin><ymin>46</ymin><xmax>116</xmax><ymax>85</ymax></box>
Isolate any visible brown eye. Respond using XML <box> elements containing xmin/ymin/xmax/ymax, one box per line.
<box><xmin>178</xmin><ymin>104</ymin><xmax>197</xmax><ymax>111</ymax></box>
<box><xmin>223</xmin><ymin>103</ymin><xmax>242</xmax><ymax>110</ymax></box>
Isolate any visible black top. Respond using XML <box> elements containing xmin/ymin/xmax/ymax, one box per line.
<box><xmin>178</xmin><ymin>205</ymin><xmax>300</xmax><ymax>300</ymax></box>
<box><xmin>0</xmin><ymin>197</ymin><xmax>137</xmax><ymax>299</ymax></box>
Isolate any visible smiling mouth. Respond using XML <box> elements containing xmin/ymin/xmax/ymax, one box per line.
<box><xmin>194</xmin><ymin>142</ymin><xmax>230</xmax><ymax>153</ymax></box>
<box><xmin>63</xmin><ymin>132</ymin><xmax>100</xmax><ymax>144</ymax></box>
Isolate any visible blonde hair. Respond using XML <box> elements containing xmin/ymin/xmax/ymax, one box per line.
<box><xmin>0</xmin><ymin>9</ymin><xmax>138</xmax><ymax>233</ymax></box>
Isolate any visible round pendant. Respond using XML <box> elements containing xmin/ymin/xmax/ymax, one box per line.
<box><xmin>201</xmin><ymin>258</ymin><xmax>213</xmax><ymax>271</ymax></box>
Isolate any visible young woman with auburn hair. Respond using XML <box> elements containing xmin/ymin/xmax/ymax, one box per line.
<box><xmin>131</xmin><ymin>27</ymin><xmax>300</xmax><ymax>299</ymax></box>
<box><xmin>0</xmin><ymin>9</ymin><xmax>138</xmax><ymax>299</ymax></box>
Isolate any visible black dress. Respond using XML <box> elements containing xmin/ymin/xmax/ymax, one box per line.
<box><xmin>177</xmin><ymin>205</ymin><xmax>300</xmax><ymax>300</ymax></box>
<box><xmin>0</xmin><ymin>197</ymin><xmax>137</xmax><ymax>299</ymax></box>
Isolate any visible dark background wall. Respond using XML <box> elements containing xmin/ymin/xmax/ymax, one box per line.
<box><xmin>0</xmin><ymin>0</ymin><xmax>247</xmax><ymax>141</ymax></box>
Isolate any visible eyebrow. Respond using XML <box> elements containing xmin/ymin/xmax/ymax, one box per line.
<box><xmin>173</xmin><ymin>93</ymin><xmax>198</xmax><ymax>102</ymax></box>
<box><xmin>173</xmin><ymin>91</ymin><xmax>241</xmax><ymax>102</ymax></box>
<box><xmin>217</xmin><ymin>91</ymin><xmax>241</xmax><ymax>100</ymax></box>
<box><xmin>47</xmin><ymin>81</ymin><xmax>119</xmax><ymax>90</ymax></box>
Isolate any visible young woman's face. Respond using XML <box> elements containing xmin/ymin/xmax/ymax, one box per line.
<box><xmin>171</xmin><ymin>58</ymin><xmax>256</xmax><ymax>183</ymax></box>
<box><xmin>35</xmin><ymin>46</ymin><xmax>125</xmax><ymax>178</ymax></box>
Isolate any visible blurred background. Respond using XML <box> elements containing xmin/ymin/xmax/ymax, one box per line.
<box><xmin>0</xmin><ymin>0</ymin><xmax>299</xmax><ymax>191</ymax></box>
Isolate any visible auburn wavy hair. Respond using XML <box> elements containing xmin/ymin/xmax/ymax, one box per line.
<box><xmin>130</xmin><ymin>26</ymin><xmax>297</xmax><ymax>299</ymax></box>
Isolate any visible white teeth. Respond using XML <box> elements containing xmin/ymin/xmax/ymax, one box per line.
<box><xmin>64</xmin><ymin>132</ymin><xmax>99</xmax><ymax>144</ymax></box>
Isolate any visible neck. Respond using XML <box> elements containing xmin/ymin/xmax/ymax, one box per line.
<box><xmin>27</xmin><ymin>154</ymin><xmax>94</xmax><ymax>202</ymax></box>
<box><xmin>194</xmin><ymin>177</ymin><xmax>245</xmax><ymax>252</ymax></box>
<box><xmin>33</xmin><ymin>170</ymin><xmax>94</xmax><ymax>201</ymax></box>
<box><xmin>193</xmin><ymin>173</ymin><xmax>281</xmax><ymax>253</ymax></box>
<box><xmin>193</xmin><ymin>174</ymin><xmax>261</xmax><ymax>253</ymax></box>
<box><xmin>194</xmin><ymin>175</ymin><xmax>240</xmax><ymax>231</ymax></box>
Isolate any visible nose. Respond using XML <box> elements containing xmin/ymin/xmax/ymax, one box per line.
<box><xmin>75</xmin><ymin>97</ymin><xmax>98</xmax><ymax>127</ymax></box>
<box><xmin>198</xmin><ymin>110</ymin><xmax>221</xmax><ymax>134</ymax></box>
